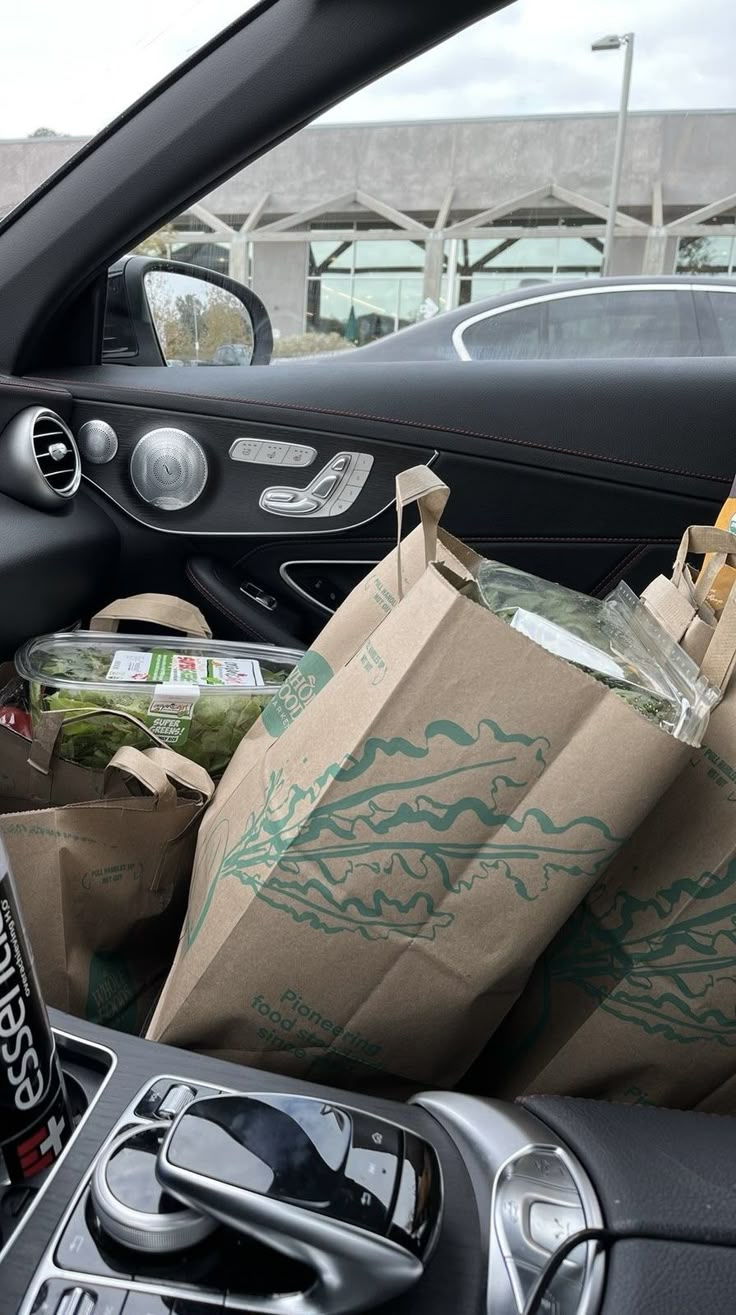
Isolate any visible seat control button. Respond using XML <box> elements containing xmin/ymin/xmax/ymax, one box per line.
<box><xmin>261</xmin><ymin>490</ymin><xmax>320</xmax><ymax>515</ymax></box>
<box><xmin>329</xmin><ymin>496</ymin><xmax>354</xmax><ymax>516</ymax></box>
<box><xmin>312</xmin><ymin>473</ymin><xmax>339</xmax><ymax>499</ymax></box>
<box><xmin>287</xmin><ymin>496</ymin><xmax>320</xmax><ymax>514</ymax></box>
<box><xmin>330</xmin><ymin>454</ymin><xmax>350</xmax><ymax>473</ymax></box>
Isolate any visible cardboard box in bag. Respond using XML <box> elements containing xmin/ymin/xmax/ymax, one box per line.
<box><xmin>489</xmin><ymin>526</ymin><xmax>736</xmax><ymax>1112</ymax></box>
<box><xmin>149</xmin><ymin>469</ymin><xmax>689</xmax><ymax>1089</ymax></box>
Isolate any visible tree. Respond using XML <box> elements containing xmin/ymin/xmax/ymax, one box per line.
<box><xmin>676</xmin><ymin>236</ymin><xmax>718</xmax><ymax>274</ymax></box>
<box><xmin>198</xmin><ymin>288</ymin><xmax>252</xmax><ymax>360</ymax></box>
<box><xmin>31</xmin><ymin>127</ymin><xmax>61</xmax><ymax>137</ymax></box>
<box><xmin>136</xmin><ymin>225</ymin><xmax>177</xmax><ymax>259</ymax></box>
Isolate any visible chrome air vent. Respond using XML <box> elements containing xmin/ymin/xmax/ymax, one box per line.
<box><xmin>32</xmin><ymin>411</ymin><xmax>81</xmax><ymax>495</ymax></box>
<box><xmin>0</xmin><ymin>406</ymin><xmax>81</xmax><ymax>509</ymax></box>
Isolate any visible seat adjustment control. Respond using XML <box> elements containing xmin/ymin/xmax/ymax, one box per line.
<box><xmin>260</xmin><ymin>452</ymin><xmax>374</xmax><ymax>519</ymax></box>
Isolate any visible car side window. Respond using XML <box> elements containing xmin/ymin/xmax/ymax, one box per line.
<box><xmin>545</xmin><ymin>289</ymin><xmax>700</xmax><ymax>358</ymax></box>
<box><xmin>707</xmin><ymin>292</ymin><xmax>736</xmax><ymax>355</ymax></box>
<box><xmin>461</xmin><ymin>303</ymin><xmax>545</xmax><ymax>360</ymax></box>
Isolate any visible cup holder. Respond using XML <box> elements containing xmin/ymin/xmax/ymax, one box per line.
<box><xmin>0</xmin><ymin>1028</ymin><xmax>115</xmax><ymax>1256</ymax></box>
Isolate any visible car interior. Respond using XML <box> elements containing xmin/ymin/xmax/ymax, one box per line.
<box><xmin>0</xmin><ymin>3</ymin><xmax>735</xmax><ymax>1314</ymax></box>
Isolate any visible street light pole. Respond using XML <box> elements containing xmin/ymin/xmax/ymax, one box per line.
<box><xmin>593</xmin><ymin>32</ymin><xmax>635</xmax><ymax>276</ymax></box>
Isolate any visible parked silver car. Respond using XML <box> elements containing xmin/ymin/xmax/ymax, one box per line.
<box><xmin>345</xmin><ymin>276</ymin><xmax>736</xmax><ymax>362</ymax></box>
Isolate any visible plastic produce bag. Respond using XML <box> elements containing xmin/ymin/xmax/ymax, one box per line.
<box><xmin>469</xmin><ymin>560</ymin><xmax>718</xmax><ymax>744</ymax></box>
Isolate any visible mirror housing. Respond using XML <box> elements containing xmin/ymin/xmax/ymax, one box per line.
<box><xmin>103</xmin><ymin>255</ymin><xmax>273</xmax><ymax>367</ymax></box>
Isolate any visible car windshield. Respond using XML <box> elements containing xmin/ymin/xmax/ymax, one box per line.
<box><xmin>0</xmin><ymin>1</ymin><xmax>261</xmax><ymax>216</ymax></box>
<box><xmin>2</xmin><ymin>1</ymin><xmax>735</xmax><ymax>364</ymax></box>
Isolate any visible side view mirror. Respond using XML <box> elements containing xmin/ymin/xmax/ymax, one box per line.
<box><xmin>103</xmin><ymin>255</ymin><xmax>273</xmax><ymax>367</ymax></box>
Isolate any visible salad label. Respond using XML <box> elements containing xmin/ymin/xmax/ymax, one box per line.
<box><xmin>149</xmin><ymin>684</ymin><xmax>200</xmax><ymax>718</ymax></box>
<box><xmin>145</xmin><ymin>716</ymin><xmax>190</xmax><ymax>748</ymax></box>
<box><xmin>106</xmin><ymin>650</ymin><xmax>153</xmax><ymax>682</ymax></box>
<box><xmin>107</xmin><ymin>650</ymin><xmax>264</xmax><ymax>687</ymax></box>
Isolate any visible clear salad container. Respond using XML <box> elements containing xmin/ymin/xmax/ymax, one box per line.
<box><xmin>16</xmin><ymin>632</ymin><xmax>305</xmax><ymax>776</ymax></box>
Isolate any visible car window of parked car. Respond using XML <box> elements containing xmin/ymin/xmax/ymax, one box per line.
<box><xmin>707</xmin><ymin>292</ymin><xmax>736</xmax><ymax>355</ymax></box>
<box><xmin>461</xmin><ymin>289</ymin><xmax>701</xmax><ymax>362</ymax></box>
<box><xmin>544</xmin><ymin>289</ymin><xmax>700</xmax><ymax>358</ymax></box>
<box><xmin>461</xmin><ymin>304</ymin><xmax>545</xmax><ymax>360</ymax></box>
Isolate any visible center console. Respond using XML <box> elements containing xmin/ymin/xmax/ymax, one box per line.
<box><xmin>3</xmin><ymin>1011</ymin><xmax>736</xmax><ymax>1315</ymax></box>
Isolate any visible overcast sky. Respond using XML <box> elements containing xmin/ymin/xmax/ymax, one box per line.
<box><xmin>1</xmin><ymin>0</ymin><xmax>734</xmax><ymax>139</ymax></box>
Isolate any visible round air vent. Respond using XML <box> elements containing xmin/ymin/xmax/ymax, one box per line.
<box><xmin>78</xmin><ymin>418</ymin><xmax>118</xmax><ymax>465</ymax></box>
<box><xmin>0</xmin><ymin>406</ymin><xmax>81</xmax><ymax>510</ymax></box>
<box><xmin>130</xmin><ymin>427</ymin><xmax>208</xmax><ymax>511</ymax></box>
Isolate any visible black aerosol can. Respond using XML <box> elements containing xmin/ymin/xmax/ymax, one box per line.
<box><xmin>0</xmin><ymin>836</ymin><xmax>72</xmax><ymax>1182</ymax></box>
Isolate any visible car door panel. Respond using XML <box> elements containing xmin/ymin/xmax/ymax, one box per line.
<box><xmin>19</xmin><ymin>356</ymin><xmax>729</xmax><ymax>647</ymax></box>
<box><xmin>39</xmin><ymin>355</ymin><xmax>734</xmax><ymax>479</ymax></box>
<box><xmin>70</xmin><ymin>398</ymin><xmax>433</xmax><ymax>537</ymax></box>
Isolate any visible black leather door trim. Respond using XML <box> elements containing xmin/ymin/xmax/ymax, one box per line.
<box><xmin>32</xmin><ymin>357</ymin><xmax>736</xmax><ymax>490</ymax></box>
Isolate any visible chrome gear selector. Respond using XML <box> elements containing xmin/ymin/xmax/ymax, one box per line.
<box><xmin>156</xmin><ymin>1092</ymin><xmax>443</xmax><ymax>1314</ymax></box>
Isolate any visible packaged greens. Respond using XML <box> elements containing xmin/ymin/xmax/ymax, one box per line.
<box><xmin>16</xmin><ymin>633</ymin><xmax>304</xmax><ymax>776</ymax></box>
<box><xmin>469</xmin><ymin>559</ymin><xmax>718</xmax><ymax>745</ymax></box>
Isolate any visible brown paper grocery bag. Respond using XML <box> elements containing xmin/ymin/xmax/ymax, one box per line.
<box><xmin>210</xmin><ymin>466</ymin><xmax>475</xmax><ymax>789</ymax></box>
<box><xmin>489</xmin><ymin>533</ymin><xmax>736</xmax><ymax>1110</ymax></box>
<box><xmin>641</xmin><ymin>525</ymin><xmax>736</xmax><ymax>664</ymax></box>
<box><xmin>6</xmin><ymin>744</ymin><xmax>214</xmax><ymax>1034</ymax></box>
<box><xmin>149</xmin><ymin>470</ymin><xmax>688</xmax><ymax>1089</ymax></box>
<box><xmin>0</xmin><ymin>696</ymin><xmax>162</xmax><ymax>810</ymax></box>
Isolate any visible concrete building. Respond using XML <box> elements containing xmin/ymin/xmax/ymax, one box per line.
<box><xmin>2</xmin><ymin>109</ymin><xmax>735</xmax><ymax>343</ymax></box>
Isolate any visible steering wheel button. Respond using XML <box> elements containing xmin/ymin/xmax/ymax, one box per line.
<box><xmin>513</xmin><ymin>1151</ymin><xmax>576</xmax><ymax>1191</ymax></box>
<box><xmin>527</xmin><ymin>1201</ymin><xmax>585</xmax><ymax>1256</ymax></box>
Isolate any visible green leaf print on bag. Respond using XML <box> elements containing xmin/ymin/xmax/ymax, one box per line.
<box><xmin>523</xmin><ymin>862</ymin><xmax>736</xmax><ymax>1049</ymax></box>
<box><xmin>186</xmin><ymin>716</ymin><xmax>623</xmax><ymax>947</ymax></box>
<box><xmin>86</xmin><ymin>951</ymin><xmax>137</xmax><ymax>1031</ymax></box>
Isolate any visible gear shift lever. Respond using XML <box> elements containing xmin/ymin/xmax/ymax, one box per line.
<box><xmin>156</xmin><ymin>1092</ymin><xmax>443</xmax><ymax>1315</ymax></box>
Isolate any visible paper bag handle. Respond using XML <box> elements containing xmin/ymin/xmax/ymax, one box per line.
<box><xmin>103</xmin><ymin>745</ymin><xmax>179</xmax><ymax>807</ymax></box>
<box><xmin>90</xmin><ymin>593</ymin><xmax>212</xmax><ymax>638</ymax></box>
<box><xmin>672</xmin><ymin>526</ymin><xmax>736</xmax><ymax>605</ymax></box>
<box><xmin>28</xmin><ymin>707</ymin><xmax>172</xmax><ymax>778</ymax></box>
<box><xmin>139</xmin><ymin>746</ymin><xmax>215</xmax><ymax>802</ymax></box>
<box><xmin>700</xmin><ymin>573</ymin><xmax>736</xmax><ymax>691</ymax></box>
<box><xmin>395</xmin><ymin>466</ymin><xmax>450</xmax><ymax>600</ymax></box>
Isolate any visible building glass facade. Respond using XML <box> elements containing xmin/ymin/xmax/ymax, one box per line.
<box><xmin>307</xmin><ymin>231</ymin><xmax>430</xmax><ymax>343</ymax></box>
<box><xmin>676</xmin><ymin>235</ymin><xmax>736</xmax><ymax>275</ymax></box>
